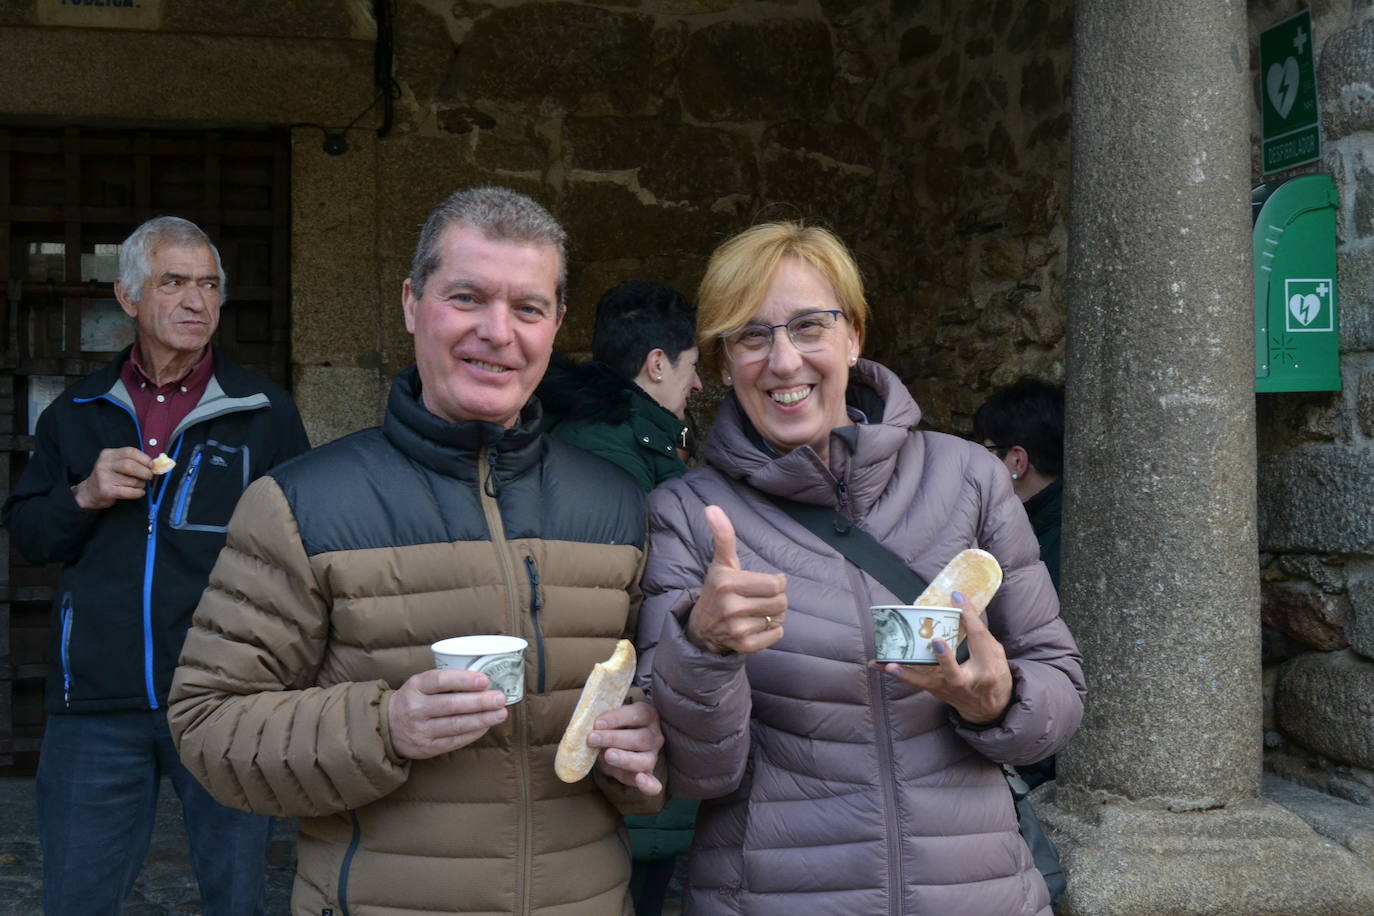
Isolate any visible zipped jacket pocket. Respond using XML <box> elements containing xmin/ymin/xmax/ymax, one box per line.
<box><xmin>335</xmin><ymin>810</ymin><xmax>362</xmax><ymax>916</ymax></box>
<box><xmin>524</xmin><ymin>555</ymin><xmax>547</xmax><ymax>694</ymax></box>
<box><xmin>169</xmin><ymin>440</ymin><xmax>251</xmax><ymax>532</ymax></box>
<box><xmin>58</xmin><ymin>594</ymin><xmax>75</xmax><ymax>707</ymax></box>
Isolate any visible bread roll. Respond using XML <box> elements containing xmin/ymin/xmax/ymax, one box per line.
<box><xmin>914</xmin><ymin>548</ymin><xmax>1003</xmax><ymax>648</ymax></box>
<box><xmin>150</xmin><ymin>453</ymin><xmax>176</xmax><ymax>475</ymax></box>
<box><xmin>555</xmin><ymin>639</ymin><xmax>636</xmax><ymax>783</ymax></box>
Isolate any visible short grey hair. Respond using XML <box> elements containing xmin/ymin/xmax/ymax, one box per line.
<box><xmin>408</xmin><ymin>186</ymin><xmax>567</xmax><ymax>307</ymax></box>
<box><xmin>118</xmin><ymin>216</ymin><xmax>228</xmax><ymax>304</ymax></box>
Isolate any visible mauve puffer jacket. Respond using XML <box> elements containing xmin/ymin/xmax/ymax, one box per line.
<box><xmin>637</xmin><ymin>359</ymin><xmax>1085</xmax><ymax>916</ymax></box>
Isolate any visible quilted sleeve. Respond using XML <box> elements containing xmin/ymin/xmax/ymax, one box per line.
<box><xmin>168</xmin><ymin>476</ymin><xmax>410</xmax><ymax>817</ymax></box>
<box><xmin>951</xmin><ymin>448</ymin><xmax>1086</xmax><ymax>765</ymax></box>
<box><xmin>637</xmin><ymin>481</ymin><xmax>753</xmax><ymax>800</ymax></box>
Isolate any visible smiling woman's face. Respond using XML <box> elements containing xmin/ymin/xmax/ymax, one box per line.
<box><xmin>723</xmin><ymin>257</ymin><xmax>860</xmax><ymax>463</ymax></box>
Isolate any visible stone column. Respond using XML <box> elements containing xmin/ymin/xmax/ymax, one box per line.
<box><xmin>1039</xmin><ymin>1</ymin><xmax>1374</xmax><ymax>913</ymax></box>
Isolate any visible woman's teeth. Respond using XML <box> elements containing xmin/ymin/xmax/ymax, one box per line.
<box><xmin>771</xmin><ymin>387</ymin><xmax>811</xmax><ymax>405</ymax></box>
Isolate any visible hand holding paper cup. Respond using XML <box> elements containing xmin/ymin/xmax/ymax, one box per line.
<box><xmin>431</xmin><ymin>635</ymin><xmax>528</xmax><ymax>706</ymax></box>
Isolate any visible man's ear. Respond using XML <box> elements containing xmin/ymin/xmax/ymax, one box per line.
<box><xmin>114</xmin><ymin>279</ymin><xmax>139</xmax><ymax>320</ymax></box>
<box><xmin>402</xmin><ymin>278</ymin><xmax>418</xmax><ymax>334</ymax></box>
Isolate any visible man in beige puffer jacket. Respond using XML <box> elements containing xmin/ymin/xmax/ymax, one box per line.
<box><xmin>168</xmin><ymin>187</ymin><xmax>666</xmax><ymax>915</ymax></box>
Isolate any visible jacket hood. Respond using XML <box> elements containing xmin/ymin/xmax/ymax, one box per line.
<box><xmin>383</xmin><ymin>365</ymin><xmax>545</xmax><ymax>480</ymax></box>
<box><xmin>537</xmin><ymin>353</ymin><xmax>654</xmax><ymax>427</ymax></box>
<box><xmin>703</xmin><ymin>358</ymin><xmax>923</xmax><ymax>517</ymax></box>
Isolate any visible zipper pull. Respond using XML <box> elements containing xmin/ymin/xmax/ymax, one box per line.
<box><xmin>484</xmin><ymin>449</ymin><xmax>500</xmax><ymax>498</ymax></box>
<box><xmin>833</xmin><ymin>479</ymin><xmax>852</xmax><ymax>534</ymax></box>
<box><xmin>524</xmin><ymin>555</ymin><xmax>541</xmax><ymax>612</ymax></box>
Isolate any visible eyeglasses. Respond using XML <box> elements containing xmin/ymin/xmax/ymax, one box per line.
<box><xmin>982</xmin><ymin>442</ymin><xmax>1011</xmax><ymax>457</ymax></box>
<box><xmin>721</xmin><ymin>310</ymin><xmax>845</xmax><ymax>365</ymax></box>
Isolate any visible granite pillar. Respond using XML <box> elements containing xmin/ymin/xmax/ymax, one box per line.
<box><xmin>1040</xmin><ymin>0</ymin><xmax>1374</xmax><ymax>912</ymax></box>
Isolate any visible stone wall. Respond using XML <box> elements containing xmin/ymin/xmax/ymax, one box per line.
<box><xmin>1249</xmin><ymin>0</ymin><xmax>1374</xmax><ymax>811</ymax></box>
<box><xmin>0</xmin><ymin>0</ymin><xmax>1076</xmax><ymax>438</ymax></box>
<box><xmin>365</xmin><ymin>0</ymin><xmax>1076</xmax><ymax>433</ymax></box>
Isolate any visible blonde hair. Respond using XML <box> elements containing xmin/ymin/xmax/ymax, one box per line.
<box><xmin>696</xmin><ymin>221</ymin><xmax>868</xmax><ymax>371</ymax></box>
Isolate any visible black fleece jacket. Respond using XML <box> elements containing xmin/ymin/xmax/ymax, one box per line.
<box><xmin>3</xmin><ymin>347</ymin><xmax>309</xmax><ymax>714</ymax></box>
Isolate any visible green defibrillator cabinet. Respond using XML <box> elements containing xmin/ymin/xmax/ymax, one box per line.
<box><xmin>1253</xmin><ymin>174</ymin><xmax>1340</xmax><ymax>392</ymax></box>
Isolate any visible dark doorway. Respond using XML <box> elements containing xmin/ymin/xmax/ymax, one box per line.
<box><xmin>0</xmin><ymin>123</ymin><xmax>292</xmax><ymax>768</ymax></box>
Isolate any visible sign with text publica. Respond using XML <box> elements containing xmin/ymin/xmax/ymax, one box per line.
<box><xmin>1260</xmin><ymin>9</ymin><xmax>1320</xmax><ymax>174</ymax></box>
<box><xmin>36</xmin><ymin>0</ymin><xmax>162</xmax><ymax>31</ymax></box>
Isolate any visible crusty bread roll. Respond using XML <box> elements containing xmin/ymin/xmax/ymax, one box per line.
<box><xmin>914</xmin><ymin>548</ymin><xmax>1003</xmax><ymax>647</ymax></box>
<box><xmin>150</xmin><ymin>453</ymin><xmax>176</xmax><ymax>475</ymax></box>
<box><xmin>555</xmin><ymin>639</ymin><xmax>636</xmax><ymax>783</ymax></box>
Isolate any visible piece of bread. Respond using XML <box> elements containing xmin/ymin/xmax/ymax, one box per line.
<box><xmin>555</xmin><ymin>639</ymin><xmax>636</xmax><ymax>783</ymax></box>
<box><xmin>150</xmin><ymin>453</ymin><xmax>176</xmax><ymax>475</ymax></box>
<box><xmin>913</xmin><ymin>548</ymin><xmax>1003</xmax><ymax>646</ymax></box>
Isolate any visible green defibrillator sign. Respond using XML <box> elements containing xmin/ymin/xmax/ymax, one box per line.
<box><xmin>1253</xmin><ymin>174</ymin><xmax>1340</xmax><ymax>392</ymax></box>
<box><xmin>1260</xmin><ymin>10</ymin><xmax>1321</xmax><ymax>173</ymax></box>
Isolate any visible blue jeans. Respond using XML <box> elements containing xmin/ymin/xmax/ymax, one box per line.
<box><xmin>36</xmin><ymin>710</ymin><xmax>272</xmax><ymax>916</ymax></box>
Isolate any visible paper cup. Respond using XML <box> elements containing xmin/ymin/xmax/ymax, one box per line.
<box><xmin>871</xmin><ymin>605</ymin><xmax>964</xmax><ymax>664</ymax></box>
<box><xmin>431</xmin><ymin>635</ymin><xmax>528</xmax><ymax>705</ymax></box>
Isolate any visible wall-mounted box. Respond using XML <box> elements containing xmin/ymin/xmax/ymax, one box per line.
<box><xmin>1253</xmin><ymin>174</ymin><xmax>1340</xmax><ymax>392</ymax></box>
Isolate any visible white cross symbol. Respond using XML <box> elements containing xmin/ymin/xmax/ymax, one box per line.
<box><xmin>1294</xmin><ymin>27</ymin><xmax>1308</xmax><ymax>55</ymax></box>
<box><xmin>1317</xmin><ymin>283</ymin><xmax>1329</xmax><ymax>297</ymax></box>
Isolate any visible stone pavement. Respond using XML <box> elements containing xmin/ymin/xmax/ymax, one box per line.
<box><xmin>0</xmin><ymin>775</ymin><xmax>297</xmax><ymax>915</ymax></box>
<box><xmin>0</xmin><ymin>775</ymin><xmax>683</xmax><ymax>915</ymax></box>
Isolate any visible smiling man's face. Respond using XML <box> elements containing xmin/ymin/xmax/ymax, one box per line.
<box><xmin>403</xmin><ymin>224</ymin><xmax>564</xmax><ymax>427</ymax></box>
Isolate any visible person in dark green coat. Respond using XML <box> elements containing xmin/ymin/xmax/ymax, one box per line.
<box><xmin>537</xmin><ymin>280</ymin><xmax>703</xmax><ymax>916</ymax></box>
<box><xmin>973</xmin><ymin>377</ymin><xmax>1064</xmax><ymax>790</ymax></box>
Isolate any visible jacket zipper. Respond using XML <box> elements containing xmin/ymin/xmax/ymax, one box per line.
<box><xmin>336</xmin><ymin>809</ymin><xmax>362</xmax><ymax>915</ymax></box>
<box><xmin>476</xmin><ymin>446</ymin><xmax>533</xmax><ymax>916</ymax></box>
<box><xmin>78</xmin><ymin>394</ymin><xmax>178</xmax><ymax>710</ymax></box>
<box><xmin>849</xmin><ymin>561</ymin><xmax>903</xmax><ymax>916</ymax></box>
<box><xmin>171</xmin><ymin>447</ymin><xmax>204</xmax><ymax>525</ymax></box>
<box><xmin>59</xmin><ymin>594</ymin><xmax>74</xmax><ymax>707</ymax></box>
<box><xmin>524</xmin><ymin>556</ymin><xmax>547</xmax><ymax>693</ymax></box>
<box><xmin>139</xmin><ymin>435</ymin><xmax>182</xmax><ymax>710</ymax></box>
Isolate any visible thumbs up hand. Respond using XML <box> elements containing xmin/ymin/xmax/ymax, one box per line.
<box><xmin>685</xmin><ymin>505</ymin><xmax>789</xmax><ymax>655</ymax></box>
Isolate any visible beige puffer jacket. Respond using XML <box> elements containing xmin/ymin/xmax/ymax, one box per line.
<box><xmin>169</xmin><ymin>369</ymin><xmax>662</xmax><ymax>916</ymax></box>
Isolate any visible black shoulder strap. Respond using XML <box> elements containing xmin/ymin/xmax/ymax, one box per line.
<box><xmin>770</xmin><ymin>497</ymin><xmax>928</xmax><ymax>602</ymax></box>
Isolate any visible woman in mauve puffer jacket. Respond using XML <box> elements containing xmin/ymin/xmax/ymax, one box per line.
<box><xmin>636</xmin><ymin>222</ymin><xmax>1086</xmax><ymax>916</ymax></box>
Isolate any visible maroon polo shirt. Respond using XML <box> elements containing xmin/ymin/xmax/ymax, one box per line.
<box><xmin>119</xmin><ymin>346</ymin><xmax>216</xmax><ymax>458</ymax></box>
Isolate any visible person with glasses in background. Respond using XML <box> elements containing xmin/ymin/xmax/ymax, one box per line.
<box><xmin>634</xmin><ymin>221</ymin><xmax>1085</xmax><ymax>915</ymax></box>
<box><xmin>973</xmin><ymin>378</ymin><xmax>1065</xmax><ymax>591</ymax></box>
<box><xmin>973</xmin><ymin>378</ymin><xmax>1066</xmax><ymax>794</ymax></box>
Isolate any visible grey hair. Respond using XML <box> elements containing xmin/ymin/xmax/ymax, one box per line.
<box><xmin>118</xmin><ymin>216</ymin><xmax>227</xmax><ymax>304</ymax></box>
<box><xmin>408</xmin><ymin>186</ymin><xmax>567</xmax><ymax>307</ymax></box>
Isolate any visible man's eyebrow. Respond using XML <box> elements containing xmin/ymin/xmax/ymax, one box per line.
<box><xmin>435</xmin><ymin>278</ymin><xmax>489</xmax><ymax>297</ymax></box>
<box><xmin>513</xmin><ymin>291</ymin><xmax>553</xmax><ymax>309</ymax></box>
<box><xmin>157</xmin><ymin>271</ymin><xmax>219</xmax><ymax>284</ymax></box>
<box><xmin>436</xmin><ymin>279</ymin><xmax>552</xmax><ymax>308</ymax></box>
